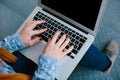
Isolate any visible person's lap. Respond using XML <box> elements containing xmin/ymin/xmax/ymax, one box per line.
<box><xmin>9</xmin><ymin>44</ymin><xmax>111</xmax><ymax>75</ymax></box>
<box><xmin>8</xmin><ymin>51</ymin><xmax>37</xmax><ymax>76</ymax></box>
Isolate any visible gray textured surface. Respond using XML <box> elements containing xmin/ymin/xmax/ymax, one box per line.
<box><xmin>0</xmin><ymin>0</ymin><xmax>38</xmax><ymax>18</ymax></box>
<box><xmin>0</xmin><ymin>0</ymin><xmax>38</xmax><ymax>40</ymax></box>
<box><xmin>68</xmin><ymin>66</ymin><xmax>113</xmax><ymax>80</ymax></box>
<box><xmin>0</xmin><ymin>3</ymin><xmax>24</xmax><ymax>40</ymax></box>
<box><xmin>0</xmin><ymin>0</ymin><xmax>120</xmax><ymax>80</ymax></box>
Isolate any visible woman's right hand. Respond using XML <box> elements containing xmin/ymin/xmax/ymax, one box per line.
<box><xmin>43</xmin><ymin>31</ymin><xmax>74</xmax><ymax>60</ymax></box>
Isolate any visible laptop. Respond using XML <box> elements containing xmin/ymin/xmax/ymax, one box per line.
<box><xmin>17</xmin><ymin>0</ymin><xmax>107</xmax><ymax>80</ymax></box>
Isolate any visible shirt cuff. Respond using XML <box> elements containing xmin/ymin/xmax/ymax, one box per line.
<box><xmin>38</xmin><ymin>54</ymin><xmax>60</xmax><ymax>77</ymax></box>
<box><xmin>38</xmin><ymin>54</ymin><xmax>60</xmax><ymax>70</ymax></box>
<box><xmin>14</xmin><ymin>33</ymin><xmax>25</xmax><ymax>49</ymax></box>
<box><xmin>0</xmin><ymin>33</ymin><xmax>25</xmax><ymax>53</ymax></box>
<box><xmin>6</xmin><ymin>33</ymin><xmax>25</xmax><ymax>53</ymax></box>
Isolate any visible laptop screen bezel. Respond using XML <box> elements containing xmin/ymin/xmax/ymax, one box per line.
<box><xmin>38</xmin><ymin>0</ymin><xmax>107</xmax><ymax>36</ymax></box>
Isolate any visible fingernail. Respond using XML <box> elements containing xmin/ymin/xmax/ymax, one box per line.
<box><xmin>42</xmin><ymin>20</ymin><xmax>46</xmax><ymax>22</ymax></box>
<box><xmin>39</xmin><ymin>37</ymin><xmax>43</xmax><ymax>40</ymax></box>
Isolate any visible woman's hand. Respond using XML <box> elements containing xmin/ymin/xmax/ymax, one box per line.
<box><xmin>20</xmin><ymin>19</ymin><xmax>47</xmax><ymax>47</ymax></box>
<box><xmin>43</xmin><ymin>31</ymin><xmax>74</xmax><ymax>59</ymax></box>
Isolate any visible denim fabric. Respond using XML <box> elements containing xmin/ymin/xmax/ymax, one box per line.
<box><xmin>79</xmin><ymin>44</ymin><xmax>111</xmax><ymax>71</ymax></box>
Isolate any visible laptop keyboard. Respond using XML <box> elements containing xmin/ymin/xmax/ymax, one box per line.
<box><xmin>33</xmin><ymin>11</ymin><xmax>87</xmax><ymax>59</ymax></box>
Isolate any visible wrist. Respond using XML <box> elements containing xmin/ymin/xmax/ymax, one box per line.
<box><xmin>15</xmin><ymin>32</ymin><xmax>25</xmax><ymax>49</ymax></box>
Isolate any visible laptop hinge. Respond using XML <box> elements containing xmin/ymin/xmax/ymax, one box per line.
<box><xmin>42</xmin><ymin>9</ymin><xmax>88</xmax><ymax>35</ymax></box>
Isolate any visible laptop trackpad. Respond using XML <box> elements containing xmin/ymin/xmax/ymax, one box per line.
<box><xmin>19</xmin><ymin>40</ymin><xmax>47</xmax><ymax>64</ymax></box>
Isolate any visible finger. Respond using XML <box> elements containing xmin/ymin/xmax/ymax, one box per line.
<box><xmin>62</xmin><ymin>45</ymin><xmax>74</xmax><ymax>56</ymax></box>
<box><xmin>24</xmin><ymin>19</ymin><xmax>34</xmax><ymax>28</ymax></box>
<box><xmin>56</xmin><ymin>34</ymin><xmax>66</xmax><ymax>47</ymax></box>
<box><xmin>46</xmin><ymin>38</ymin><xmax>51</xmax><ymax>46</ymax></box>
<box><xmin>60</xmin><ymin>37</ymin><xmax>70</xmax><ymax>50</ymax></box>
<box><xmin>30</xmin><ymin>20</ymin><xmax>46</xmax><ymax>29</ymax></box>
<box><xmin>51</xmin><ymin>31</ymin><xmax>61</xmax><ymax>43</ymax></box>
<box><xmin>33</xmin><ymin>28</ymin><xmax>48</xmax><ymax>35</ymax></box>
<box><xmin>30</xmin><ymin>37</ymin><xmax>42</xmax><ymax>45</ymax></box>
<box><xmin>48</xmin><ymin>38</ymin><xmax>51</xmax><ymax>43</ymax></box>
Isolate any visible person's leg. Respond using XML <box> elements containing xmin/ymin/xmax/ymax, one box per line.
<box><xmin>79</xmin><ymin>40</ymin><xmax>119</xmax><ymax>72</ymax></box>
<box><xmin>79</xmin><ymin>44</ymin><xmax>111</xmax><ymax>71</ymax></box>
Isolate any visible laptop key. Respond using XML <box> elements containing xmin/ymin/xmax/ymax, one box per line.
<box><xmin>34</xmin><ymin>16</ymin><xmax>38</xmax><ymax>20</ymax></box>
<box><xmin>72</xmin><ymin>49</ymin><xmax>78</xmax><ymax>55</ymax></box>
<box><xmin>67</xmin><ymin>52</ymin><xmax>72</xmax><ymax>56</ymax></box>
<box><xmin>70</xmin><ymin>55</ymin><xmax>74</xmax><ymax>59</ymax></box>
<box><xmin>80</xmin><ymin>38</ymin><xmax>85</xmax><ymax>43</ymax></box>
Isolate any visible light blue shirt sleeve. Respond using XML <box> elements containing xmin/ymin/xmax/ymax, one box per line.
<box><xmin>33</xmin><ymin>55</ymin><xmax>60</xmax><ymax>80</ymax></box>
<box><xmin>0</xmin><ymin>33</ymin><xmax>60</xmax><ymax>79</ymax></box>
<box><xmin>0</xmin><ymin>33</ymin><xmax>25</xmax><ymax>53</ymax></box>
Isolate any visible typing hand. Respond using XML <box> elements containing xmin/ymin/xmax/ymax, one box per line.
<box><xmin>20</xmin><ymin>19</ymin><xmax>47</xmax><ymax>47</ymax></box>
<box><xmin>43</xmin><ymin>31</ymin><xmax>74</xmax><ymax>59</ymax></box>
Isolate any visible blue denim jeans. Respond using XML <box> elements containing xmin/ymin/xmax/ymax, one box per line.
<box><xmin>9</xmin><ymin>44</ymin><xmax>111</xmax><ymax>75</ymax></box>
<box><xmin>79</xmin><ymin>44</ymin><xmax>111</xmax><ymax>71</ymax></box>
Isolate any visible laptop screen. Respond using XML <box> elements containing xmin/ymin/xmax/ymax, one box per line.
<box><xmin>41</xmin><ymin>0</ymin><xmax>102</xmax><ymax>31</ymax></box>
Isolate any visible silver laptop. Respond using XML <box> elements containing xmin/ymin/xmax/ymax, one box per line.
<box><xmin>17</xmin><ymin>0</ymin><xmax>107</xmax><ymax>80</ymax></box>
